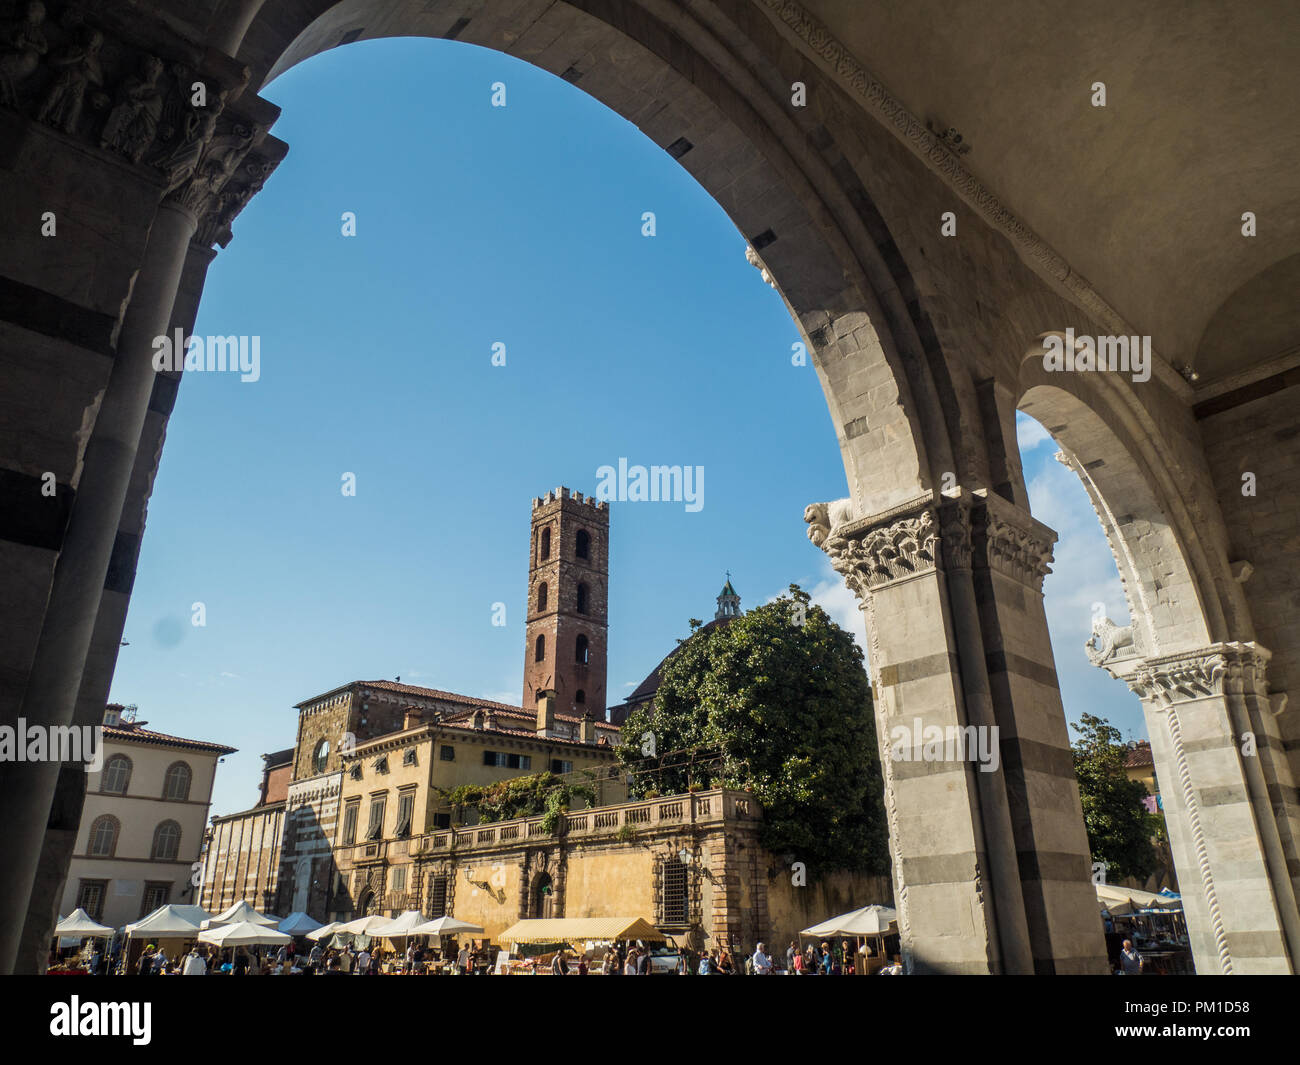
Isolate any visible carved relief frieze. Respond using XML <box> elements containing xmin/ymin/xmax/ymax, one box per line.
<box><xmin>1124</xmin><ymin>644</ymin><xmax>1270</xmax><ymax>708</ymax></box>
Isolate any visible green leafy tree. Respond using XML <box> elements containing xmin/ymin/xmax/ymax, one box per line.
<box><xmin>1070</xmin><ymin>713</ymin><xmax>1160</xmax><ymax>882</ymax></box>
<box><xmin>616</xmin><ymin>585</ymin><xmax>888</xmax><ymax>875</ymax></box>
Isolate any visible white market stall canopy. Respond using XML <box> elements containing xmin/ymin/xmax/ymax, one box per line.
<box><xmin>409</xmin><ymin>915</ymin><xmax>484</xmax><ymax>936</ymax></box>
<box><xmin>279</xmin><ymin>911</ymin><xmax>323</xmax><ymax>936</ymax></box>
<box><xmin>338</xmin><ymin>914</ymin><xmax>398</xmax><ymax>936</ymax></box>
<box><xmin>55</xmin><ymin>908</ymin><xmax>115</xmax><ymax>938</ymax></box>
<box><xmin>306</xmin><ymin>921</ymin><xmax>344</xmax><ymax>942</ymax></box>
<box><xmin>125</xmin><ymin>904</ymin><xmax>211</xmax><ymax>938</ymax></box>
<box><xmin>369</xmin><ymin>910</ymin><xmax>436</xmax><ymax>938</ymax></box>
<box><xmin>802</xmin><ymin>905</ymin><xmax>898</xmax><ymax>937</ymax></box>
<box><xmin>201</xmin><ymin>900</ymin><xmax>278</xmax><ymax>929</ymax></box>
<box><xmin>1097</xmin><ymin>883</ymin><xmax>1181</xmax><ymax>914</ymax></box>
<box><xmin>198</xmin><ymin>920</ymin><xmax>292</xmax><ymax>947</ymax></box>
<box><xmin>497</xmin><ymin>917</ymin><xmax>665</xmax><ymax>945</ymax></box>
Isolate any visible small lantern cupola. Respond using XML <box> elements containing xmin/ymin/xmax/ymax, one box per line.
<box><xmin>715</xmin><ymin>573</ymin><xmax>741</xmax><ymax>620</ymax></box>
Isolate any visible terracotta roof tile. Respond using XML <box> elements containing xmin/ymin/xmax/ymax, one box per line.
<box><xmin>102</xmin><ymin>724</ymin><xmax>236</xmax><ymax>756</ymax></box>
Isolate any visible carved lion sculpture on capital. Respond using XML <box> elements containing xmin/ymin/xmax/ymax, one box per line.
<box><xmin>804</xmin><ymin>498</ymin><xmax>857</xmax><ymax>548</ymax></box>
<box><xmin>1085</xmin><ymin>615</ymin><xmax>1135</xmax><ymax>665</ymax></box>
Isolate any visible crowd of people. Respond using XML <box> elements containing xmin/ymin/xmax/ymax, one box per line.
<box><xmin>60</xmin><ymin>934</ymin><xmax>904</xmax><ymax>976</ymax></box>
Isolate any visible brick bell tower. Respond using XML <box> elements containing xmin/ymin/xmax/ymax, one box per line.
<box><xmin>524</xmin><ymin>487</ymin><xmax>609</xmax><ymax>720</ymax></box>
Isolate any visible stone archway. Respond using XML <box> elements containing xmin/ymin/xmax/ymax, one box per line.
<box><xmin>0</xmin><ymin>0</ymin><xmax>1294</xmax><ymax>978</ymax></box>
<box><xmin>1017</xmin><ymin>356</ymin><xmax>1300</xmax><ymax>975</ymax></box>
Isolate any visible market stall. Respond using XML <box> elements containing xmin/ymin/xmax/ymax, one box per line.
<box><xmin>801</xmin><ymin>904</ymin><xmax>899</xmax><ymax>974</ymax></box>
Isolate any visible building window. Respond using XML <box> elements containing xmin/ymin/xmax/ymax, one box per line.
<box><xmin>576</xmin><ymin>529</ymin><xmax>590</xmax><ymax>559</ymax></box>
<box><xmin>483</xmin><ymin>751</ymin><xmax>531</xmax><ymax>770</ymax></box>
<box><xmin>373</xmin><ymin>756</ymin><xmax>388</xmax><ymax>774</ymax></box>
<box><xmin>534</xmin><ymin>634</ymin><xmax>545</xmax><ymax>662</ymax></box>
<box><xmin>367</xmin><ymin>795</ymin><xmax>386</xmax><ymax>840</ymax></box>
<box><xmin>550</xmin><ymin>759</ymin><xmax>573</xmax><ymax>775</ymax></box>
<box><xmin>539</xmin><ymin>527</ymin><xmax>551</xmax><ymax>560</ymax></box>
<box><xmin>77</xmin><ymin>880</ymin><xmax>107</xmax><ymax>922</ymax></box>
<box><xmin>391</xmin><ymin>866</ymin><xmax>407</xmax><ymax>893</ymax></box>
<box><xmin>395</xmin><ymin>789</ymin><xmax>415</xmax><ymax>838</ymax></box>
<box><xmin>403</xmin><ymin>748</ymin><xmax>417</xmax><ymax>766</ymax></box>
<box><xmin>440</xmin><ymin>745</ymin><xmax>455</xmax><ymax>762</ymax></box>
<box><xmin>533</xmin><ymin>872</ymin><xmax>554</xmax><ymax>919</ymax></box>
<box><xmin>141</xmin><ymin>881</ymin><xmax>170</xmax><ymax>918</ymax></box>
<box><xmin>576</xmin><ymin>582</ymin><xmax>588</xmax><ymax>614</ymax></box>
<box><xmin>575</xmin><ymin>690</ymin><xmax>585</xmax><ymax>705</ymax></box>
<box><xmin>427</xmin><ymin>875</ymin><xmax>448</xmax><ymax>918</ymax></box>
<box><xmin>575</xmin><ymin>634</ymin><xmax>589</xmax><ymax>665</ymax></box>
<box><xmin>151</xmin><ymin>820</ymin><xmax>181</xmax><ymax>861</ymax></box>
<box><xmin>102</xmin><ymin>754</ymin><xmax>132</xmax><ymax>795</ymax></box>
<box><xmin>163</xmin><ymin>761</ymin><xmax>192</xmax><ymax>801</ymax></box>
<box><xmin>342</xmin><ymin>801</ymin><xmax>359</xmax><ymax>846</ymax></box>
<box><xmin>537</xmin><ymin>582</ymin><xmax>548</xmax><ymax>612</ymax></box>
<box><xmin>88</xmin><ymin>815</ymin><xmax>119</xmax><ymax>857</ymax></box>
<box><xmin>661</xmin><ymin>856</ymin><xmax>689</xmax><ymax>926</ymax></box>
<box><xmin>312</xmin><ymin>739</ymin><xmax>330</xmax><ymax>774</ymax></box>
<box><xmin>349</xmin><ymin>763</ymin><xmax>362</xmax><ymax>780</ymax></box>
<box><xmin>433</xmin><ymin>813</ymin><xmax>451</xmax><ymax>829</ymax></box>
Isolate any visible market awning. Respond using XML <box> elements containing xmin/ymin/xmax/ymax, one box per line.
<box><xmin>201</xmin><ymin>900</ymin><xmax>278</xmax><ymax>929</ymax></box>
<box><xmin>55</xmin><ymin>908</ymin><xmax>115</xmax><ymax>938</ymax></box>
<box><xmin>198</xmin><ymin>920</ymin><xmax>292</xmax><ymax>947</ymax></box>
<box><xmin>497</xmin><ymin>917</ymin><xmax>666</xmax><ymax>945</ymax></box>
<box><xmin>1096</xmin><ymin>883</ymin><xmax>1181</xmax><ymax>912</ymax></box>
<box><xmin>125</xmin><ymin>904</ymin><xmax>212</xmax><ymax>938</ymax></box>
<box><xmin>802</xmin><ymin>904</ymin><xmax>897</xmax><ymax>937</ymax></box>
<box><xmin>278</xmin><ymin>911</ymin><xmax>323</xmax><ymax>936</ymax></box>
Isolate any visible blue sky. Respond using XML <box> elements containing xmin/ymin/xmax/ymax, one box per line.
<box><xmin>108</xmin><ymin>37</ymin><xmax>1146</xmax><ymax>817</ymax></box>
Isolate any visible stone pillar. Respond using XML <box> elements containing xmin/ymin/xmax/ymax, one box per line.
<box><xmin>813</xmin><ymin>496</ymin><xmax>1020</xmax><ymax>972</ymax></box>
<box><xmin>809</xmin><ymin>491</ymin><xmax>1107</xmax><ymax>973</ymax></box>
<box><xmin>0</xmin><ymin>200</ymin><xmax>197</xmax><ymax>974</ymax></box>
<box><xmin>969</xmin><ymin>490</ymin><xmax>1108</xmax><ymax>973</ymax></box>
<box><xmin>1124</xmin><ymin>646</ymin><xmax>1300</xmax><ymax>973</ymax></box>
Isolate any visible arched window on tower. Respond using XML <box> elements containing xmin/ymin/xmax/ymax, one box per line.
<box><xmin>539</xmin><ymin>527</ymin><xmax>551</xmax><ymax>560</ymax></box>
<box><xmin>575</xmin><ymin>634</ymin><xmax>589</xmax><ymax>665</ymax></box>
<box><xmin>537</xmin><ymin>582</ymin><xmax>548</xmax><ymax>612</ymax></box>
<box><xmin>576</xmin><ymin>529</ymin><xmax>590</xmax><ymax>559</ymax></box>
<box><xmin>535</xmin><ymin>634</ymin><xmax>546</xmax><ymax>662</ymax></box>
<box><xmin>576</xmin><ymin>582</ymin><xmax>588</xmax><ymax>614</ymax></box>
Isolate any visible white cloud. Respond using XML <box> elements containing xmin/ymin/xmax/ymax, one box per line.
<box><xmin>1016</xmin><ymin>410</ymin><xmax>1052</xmax><ymax>453</ymax></box>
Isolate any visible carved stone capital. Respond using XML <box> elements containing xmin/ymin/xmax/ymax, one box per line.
<box><xmin>814</xmin><ymin>496</ymin><xmax>938</xmax><ymax>598</ymax></box>
<box><xmin>1126</xmin><ymin>643</ymin><xmax>1270</xmax><ymax>708</ymax></box>
<box><xmin>972</xmin><ymin>495</ymin><xmax>1055</xmax><ymax>591</ymax></box>
<box><xmin>937</xmin><ymin>499</ymin><xmax>971</xmax><ymax>572</ymax></box>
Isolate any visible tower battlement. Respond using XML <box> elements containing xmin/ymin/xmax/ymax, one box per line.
<box><xmin>532</xmin><ymin>486</ymin><xmax>610</xmax><ymax>513</ymax></box>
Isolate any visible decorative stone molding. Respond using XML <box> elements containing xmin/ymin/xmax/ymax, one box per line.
<box><xmin>937</xmin><ymin>499</ymin><xmax>971</xmax><ymax>572</ymax></box>
<box><xmin>825</xmin><ymin>505</ymin><xmax>938</xmax><ymax>594</ymax></box>
<box><xmin>1124</xmin><ymin>643</ymin><xmax>1271</xmax><ymax>708</ymax></box>
<box><xmin>0</xmin><ymin>3</ymin><xmax>273</xmax><ymax>247</ymax></box>
<box><xmin>759</xmin><ymin>0</ymin><xmax>1144</xmax><ymax>348</ymax></box>
<box><xmin>972</xmin><ymin>496</ymin><xmax>1054</xmax><ymax>591</ymax></box>
<box><xmin>745</xmin><ymin>243</ymin><xmax>777</xmax><ymax>289</ymax></box>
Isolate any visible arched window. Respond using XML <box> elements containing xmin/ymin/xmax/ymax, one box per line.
<box><xmin>163</xmin><ymin>761</ymin><xmax>192</xmax><ymax>801</ymax></box>
<box><xmin>575</xmin><ymin>634</ymin><xmax>589</xmax><ymax>665</ymax></box>
<box><xmin>101</xmin><ymin>754</ymin><xmax>131</xmax><ymax>795</ymax></box>
<box><xmin>88</xmin><ymin>815</ymin><xmax>118</xmax><ymax>857</ymax></box>
<box><xmin>576</xmin><ymin>529</ymin><xmax>590</xmax><ymax>559</ymax></box>
<box><xmin>576</xmin><ymin>582</ymin><xmax>588</xmax><ymax>614</ymax></box>
<box><xmin>535</xmin><ymin>634</ymin><xmax>546</xmax><ymax>662</ymax></box>
<box><xmin>151</xmin><ymin>820</ymin><xmax>181</xmax><ymax>861</ymax></box>
<box><xmin>539</xmin><ymin>527</ymin><xmax>551</xmax><ymax>560</ymax></box>
<box><xmin>312</xmin><ymin>739</ymin><xmax>330</xmax><ymax>774</ymax></box>
<box><xmin>537</xmin><ymin>582</ymin><xmax>548</xmax><ymax>612</ymax></box>
<box><xmin>575</xmin><ymin>690</ymin><xmax>586</xmax><ymax>705</ymax></box>
<box><xmin>533</xmin><ymin>872</ymin><xmax>554</xmax><ymax>919</ymax></box>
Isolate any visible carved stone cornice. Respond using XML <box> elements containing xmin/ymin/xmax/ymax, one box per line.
<box><xmin>1126</xmin><ymin>643</ymin><xmax>1270</xmax><ymax>708</ymax></box>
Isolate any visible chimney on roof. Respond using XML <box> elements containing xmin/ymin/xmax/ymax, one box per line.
<box><xmin>580</xmin><ymin>711</ymin><xmax>596</xmax><ymax>745</ymax></box>
<box><xmin>403</xmin><ymin>705</ymin><xmax>424</xmax><ymax>730</ymax></box>
<box><xmin>537</xmin><ymin>690</ymin><xmax>556</xmax><ymax>737</ymax></box>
